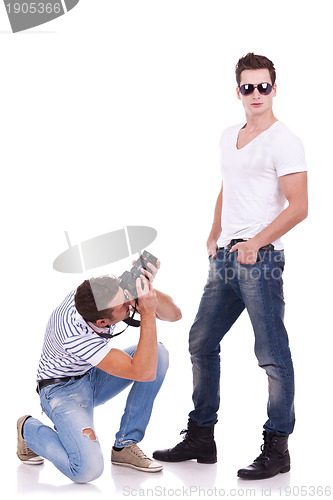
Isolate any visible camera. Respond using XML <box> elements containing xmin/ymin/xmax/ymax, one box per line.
<box><xmin>119</xmin><ymin>251</ymin><xmax>158</xmax><ymax>299</ymax></box>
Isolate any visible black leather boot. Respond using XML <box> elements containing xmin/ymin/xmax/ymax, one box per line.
<box><xmin>153</xmin><ymin>420</ymin><xmax>217</xmax><ymax>463</ymax></box>
<box><xmin>237</xmin><ymin>431</ymin><xmax>290</xmax><ymax>480</ymax></box>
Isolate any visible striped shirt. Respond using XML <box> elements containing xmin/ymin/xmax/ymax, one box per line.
<box><xmin>36</xmin><ymin>290</ymin><xmax>115</xmax><ymax>381</ymax></box>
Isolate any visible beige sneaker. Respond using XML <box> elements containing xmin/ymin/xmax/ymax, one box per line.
<box><xmin>111</xmin><ymin>443</ymin><xmax>163</xmax><ymax>472</ymax></box>
<box><xmin>17</xmin><ymin>415</ymin><xmax>44</xmax><ymax>465</ymax></box>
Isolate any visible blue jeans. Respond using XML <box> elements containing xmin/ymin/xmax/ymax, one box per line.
<box><xmin>23</xmin><ymin>343</ymin><xmax>169</xmax><ymax>483</ymax></box>
<box><xmin>188</xmin><ymin>248</ymin><xmax>295</xmax><ymax>436</ymax></box>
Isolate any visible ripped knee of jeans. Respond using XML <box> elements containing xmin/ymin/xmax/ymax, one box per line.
<box><xmin>82</xmin><ymin>428</ymin><xmax>97</xmax><ymax>441</ymax></box>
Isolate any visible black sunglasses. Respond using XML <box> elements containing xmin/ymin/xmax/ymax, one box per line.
<box><xmin>239</xmin><ymin>82</ymin><xmax>273</xmax><ymax>96</ymax></box>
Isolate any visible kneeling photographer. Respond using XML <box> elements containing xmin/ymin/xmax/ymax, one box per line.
<box><xmin>17</xmin><ymin>253</ymin><xmax>181</xmax><ymax>482</ymax></box>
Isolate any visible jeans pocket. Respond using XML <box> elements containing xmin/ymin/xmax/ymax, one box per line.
<box><xmin>42</xmin><ymin>380</ymin><xmax>71</xmax><ymax>400</ymax></box>
<box><xmin>240</xmin><ymin>250</ymin><xmax>265</xmax><ymax>266</ymax></box>
<box><xmin>273</xmin><ymin>251</ymin><xmax>285</xmax><ymax>271</ymax></box>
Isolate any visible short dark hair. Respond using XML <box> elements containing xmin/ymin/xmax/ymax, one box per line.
<box><xmin>74</xmin><ymin>276</ymin><xmax>120</xmax><ymax>323</ymax></box>
<box><xmin>235</xmin><ymin>53</ymin><xmax>276</xmax><ymax>86</ymax></box>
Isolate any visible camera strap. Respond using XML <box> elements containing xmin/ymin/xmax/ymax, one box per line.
<box><xmin>95</xmin><ymin>299</ymin><xmax>141</xmax><ymax>339</ymax></box>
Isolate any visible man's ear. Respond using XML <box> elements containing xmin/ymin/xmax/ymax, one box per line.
<box><xmin>236</xmin><ymin>86</ymin><xmax>242</xmax><ymax>100</ymax></box>
<box><xmin>95</xmin><ymin>318</ymin><xmax>110</xmax><ymax>328</ymax></box>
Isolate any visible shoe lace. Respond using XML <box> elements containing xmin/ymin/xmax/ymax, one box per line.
<box><xmin>169</xmin><ymin>428</ymin><xmax>190</xmax><ymax>451</ymax></box>
<box><xmin>254</xmin><ymin>442</ymin><xmax>269</xmax><ymax>465</ymax></box>
<box><xmin>129</xmin><ymin>443</ymin><xmax>150</xmax><ymax>460</ymax></box>
<box><xmin>254</xmin><ymin>435</ymin><xmax>278</xmax><ymax>465</ymax></box>
<box><xmin>22</xmin><ymin>441</ymin><xmax>31</xmax><ymax>454</ymax></box>
<box><xmin>21</xmin><ymin>439</ymin><xmax>38</xmax><ymax>458</ymax></box>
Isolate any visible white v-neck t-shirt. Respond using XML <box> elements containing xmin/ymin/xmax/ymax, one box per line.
<box><xmin>217</xmin><ymin>121</ymin><xmax>307</xmax><ymax>250</ymax></box>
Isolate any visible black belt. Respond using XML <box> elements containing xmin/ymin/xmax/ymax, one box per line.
<box><xmin>36</xmin><ymin>373</ymin><xmax>86</xmax><ymax>394</ymax></box>
<box><xmin>221</xmin><ymin>239</ymin><xmax>275</xmax><ymax>252</ymax></box>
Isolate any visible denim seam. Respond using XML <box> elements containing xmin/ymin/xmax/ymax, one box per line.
<box><xmin>264</xmin><ymin>263</ymin><xmax>294</xmax><ymax>434</ymax></box>
<box><xmin>116</xmin><ymin>382</ymin><xmax>139</xmax><ymax>446</ymax></box>
<box><xmin>197</xmin><ymin>289</ymin><xmax>239</xmax><ymax>425</ymax></box>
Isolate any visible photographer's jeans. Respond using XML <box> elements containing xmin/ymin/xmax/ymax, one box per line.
<box><xmin>23</xmin><ymin>343</ymin><xmax>169</xmax><ymax>483</ymax></box>
<box><xmin>189</xmin><ymin>248</ymin><xmax>295</xmax><ymax>436</ymax></box>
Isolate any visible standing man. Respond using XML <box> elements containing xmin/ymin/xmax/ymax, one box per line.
<box><xmin>17</xmin><ymin>261</ymin><xmax>181</xmax><ymax>483</ymax></box>
<box><xmin>153</xmin><ymin>53</ymin><xmax>308</xmax><ymax>480</ymax></box>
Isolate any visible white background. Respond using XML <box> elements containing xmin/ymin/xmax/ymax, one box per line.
<box><xmin>1</xmin><ymin>0</ymin><xmax>332</xmax><ymax>498</ymax></box>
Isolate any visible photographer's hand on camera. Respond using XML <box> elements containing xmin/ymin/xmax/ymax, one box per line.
<box><xmin>136</xmin><ymin>275</ymin><xmax>157</xmax><ymax>317</ymax></box>
<box><xmin>131</xmin><ymin>259</ymin><xmax>160</xmax><ymax>284</ymax></box>
<box><xmin>142</xmin><ymin>259</ymin><xmax>160</xmax><ymax>282</ymax></box>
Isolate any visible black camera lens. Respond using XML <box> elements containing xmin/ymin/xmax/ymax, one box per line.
<box><xmin>118</xmin><ymin>251</ymin><xmax>158</xmax><ymax>299</ymax></box>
